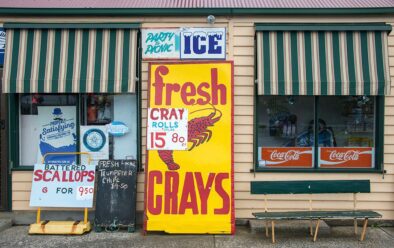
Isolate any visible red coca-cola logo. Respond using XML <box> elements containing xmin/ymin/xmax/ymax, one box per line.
<box><xmin>270</xmin><ymin>150</ymin><xmax>300</xmax><ymax>161</ymax></box>
<box><xmin>328</xmin><ymin>150</ymin><xmax>360</xmax><ymax>161</ymax></box>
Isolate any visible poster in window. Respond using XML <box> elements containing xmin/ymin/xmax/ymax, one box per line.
<box><xmin>36</xmin><ymin>106</ymin><xmax>77</xmax><ymax>164</ymax></box>
<box><xmin>144</xmin><ymin>61</ymin><xmax>234</xmax><ymax>234</ymax></box>
<box><xmin>319</xmin><ymin>147</ymin><xmax>374</xmax><ymax>168</ymax></box>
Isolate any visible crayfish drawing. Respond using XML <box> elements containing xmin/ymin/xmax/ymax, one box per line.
<box><xmin>158</xmin><ymin>105</ymin><xmax>222</xmax><ymax>170</ymax></box>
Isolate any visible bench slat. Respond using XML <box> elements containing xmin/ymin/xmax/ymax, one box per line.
<box><xmin>252</xmin><ymin>210</ymin><xmax>382</xmax><ymax>220</ymax></box>
<box><xmin>251</xmin><ymin>180</ymin><xmax>370</xmax><ymax>194</ymax></box>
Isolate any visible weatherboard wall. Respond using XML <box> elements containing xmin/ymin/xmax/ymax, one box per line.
<box><xmin>5</xmin><ymin>15</ymin><xmax>394</xmax><ymax>220</ymax></box>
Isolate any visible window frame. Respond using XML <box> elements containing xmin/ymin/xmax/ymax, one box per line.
<box><xmin>253</xmin><ymin>92</ymin><xmax>385</xmax><ymax>173</ymax></box>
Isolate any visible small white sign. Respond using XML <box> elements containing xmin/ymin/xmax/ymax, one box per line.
<box><xmin>180</xmin><ymin>27</ymin><xmax>226</xmax><ymax>60</ymax></box>
<box><xmin>147</xmin><ymin>108</ymin><xmax>188</xmax><ymax>150</ymax></box>
<box><xmin>142</xmin><ymin>29</ymin><xmax>180</xmax><ymax>59</ymax></box>
<box><xmin>108</xmin><ymin>121</ymin><xmax>129</xmax><ymax>136</ymax></box>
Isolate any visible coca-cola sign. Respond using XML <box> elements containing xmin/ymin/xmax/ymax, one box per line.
<box><xmin>319</xmin><ymin>147</ymin><xmax>374</xmax><ymax>168</ymax></box>
<box><xmin>259</xmin><ymin>147</ymin><xmax>313</xmax><ymax>168</ymax></box>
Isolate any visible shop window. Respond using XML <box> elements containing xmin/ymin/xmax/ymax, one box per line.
<box><xmin>317</xmin><ymin>96</ymin><xmax>375</xmax><ymax>169</ymax></box>
<box><xmin>256</xmin><ymin>96</ymin><xmax>378</xmax><ymax>171</ymax></box>
<box><xmin>257</xmin><ymin>96</ymin><xmax>315</xmax><ymax>168</ymax></box>
<box><xmin>18</xmin><ymin>94</ymin><xmax>137</xmax><ymax>167</ymax></box>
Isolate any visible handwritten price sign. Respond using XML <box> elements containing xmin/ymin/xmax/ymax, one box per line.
<box><xmin>147</xmin><ymin>108</ymin><xmax>188</xmax><ymax>150</ymax></box>
<box><xmin>76</xmin><ymin>186</ymin><xmax>94</xmax><ymax>201</ymax></box>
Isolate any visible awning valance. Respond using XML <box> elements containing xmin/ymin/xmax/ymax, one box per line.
<box><xmin>2</xmin><ymin>27</ymin><xmax>138</xmax><ymax>93</ymax></box>
<box><xmin>256</xmin><ymin>26</ymin><xmax>391</xmax><ymax>96</ymax></box>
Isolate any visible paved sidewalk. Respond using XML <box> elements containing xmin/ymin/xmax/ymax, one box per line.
<box><xmin>0</xmin><ymin>225</ymin><xmax>393</xmax><ymax>248</ymax></box>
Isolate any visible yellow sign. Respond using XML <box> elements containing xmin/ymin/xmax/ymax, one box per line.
<box><xmin>144</xmin><ymin>61</ymin><xmax>234</xmax><ymax>234</ymax></box>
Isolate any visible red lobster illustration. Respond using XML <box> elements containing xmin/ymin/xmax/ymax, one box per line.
<box><xmin>158</xmin><ymin>105</ymin><xmax>222</xmax><ymax>170</ymax></box>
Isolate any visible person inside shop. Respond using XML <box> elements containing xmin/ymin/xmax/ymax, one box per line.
<box><xmin>295</xmin><ymin>118</ymin><xmax>336</xmax><ymax>147</ymax></box>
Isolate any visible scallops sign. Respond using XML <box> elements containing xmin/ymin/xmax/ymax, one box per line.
<box><xmin>144</xmin><ymin>61</ymin><xmax>234</xmax><ymax>234</ymax></box>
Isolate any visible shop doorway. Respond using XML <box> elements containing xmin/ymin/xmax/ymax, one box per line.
<box><xmin>0</xmin><ymin>68</ymin><xmax>8</xmax><ymax>211</ymax></box>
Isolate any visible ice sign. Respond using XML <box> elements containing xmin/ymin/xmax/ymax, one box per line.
<box><xmin>180</xmin><ymin>28</ymin><xmax>226</xmax><ymax>60</ymax></box>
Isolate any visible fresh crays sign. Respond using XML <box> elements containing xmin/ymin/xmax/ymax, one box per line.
<box><xmin>258</xmin><ymin>147</ymin><xmax>313</xmax><ymax>168</ymax></box>
<box><xmin>319</xmin><ymin>147</ymin><xmax>374</xmax><ymax>168</ymax></box>
<box><xmin>145</xmin><ymin>61</ymin><xmax>234</xmax><ymax>234</ymax></box>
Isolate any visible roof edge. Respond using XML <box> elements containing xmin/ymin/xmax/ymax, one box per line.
<box><xmin>0</xmin><ymin>7</ymin><xmax>393</xmax><ymax>16</ymax></box>
<box><xmin>255</xmin><ymin>23</ymin><xmax>392</xmax><ymax>32</ymax></box>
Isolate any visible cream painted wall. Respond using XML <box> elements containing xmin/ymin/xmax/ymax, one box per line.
<box><xmin>8</xmin><ymin>15</ymin><xmax>394</xmax><ymax>219</ymax></box>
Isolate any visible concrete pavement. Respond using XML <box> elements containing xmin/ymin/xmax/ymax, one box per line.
<box><xmin>0</xmin><ymin>225</ymin><xmax>393</xmax><ymax>248</ymax></box>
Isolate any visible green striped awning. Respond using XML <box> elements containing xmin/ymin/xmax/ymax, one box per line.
<box><xmin>256</xmin><ymin>26</ymin><xmax>391</xmax><ymax>96</ymax></box>
<box><xmin>2</xmin><ymin>27</ymin><xmax>138</xmax><ymax>93</ymax></box>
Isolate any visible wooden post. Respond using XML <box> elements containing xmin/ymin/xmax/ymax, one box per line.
<box><xmin>84</xmin><ymin>208</ymin><xmax>88</xmax><ymax>224</ymax></box>
<box><xmin>271</xmin><ymin>221</ymin><xmax>275</xmax><ymax>243</ymax></box>
<box><xmin>353</xmin><ymin>193</ymin><xmax>358</xmax><ymax>235</ymax></box>
<box><xmin>36</xmin><ymin>207</ymin><xmax>41</xmax><ymax>224</ymax></box>
<box><xmin>264</xmin><ymin>195</ymin><xmax>269</xmax><ymax>237</ymax></box>
<box><xmin>309</xmin><ymin>194</ymin><xmax>313</xmax><ymax>236</ymax></box>
<box><xmin>360</xmin><ymin>218</ymin><xmax>368</xmax><ymax>241</ymax></box>
<box><xmin>313</xmin><ymin>219</ymin><xmax>321</xmax><ymax>242</ymax></box>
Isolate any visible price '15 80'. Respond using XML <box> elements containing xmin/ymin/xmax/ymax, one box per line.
<box><xmin>149</xmin><ymin>132</ymin><xmax>187</xmax><ymax>150</ymax></box>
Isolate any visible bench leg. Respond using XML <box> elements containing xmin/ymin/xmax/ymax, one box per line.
<box><xmin>271</xmin><ymin>221</ymin><xmax>275</xmax><ymax>243</ymax></box>
<box><xmin>360</xmin><ymin>218</ymin><xmax>368</xmax><ymax>241</ymax></box>
<box><xmin>354</xmin><ymin>218</ymin><xmax>358</xmax><ymax>235</ymax></box>
<box><xmin>265</xmin><ymin>220</ymin><xmax>269</xmax><ymax>237</ymax></box>
<box><xmin>310</xmin><ymin>220</ymin><xmax>313</xmax><ymax>236</ymax></box>
<box><xmin>313</xmin><ymin>219</ymin><xmax>320</xmax><ymax>242</ymax></box>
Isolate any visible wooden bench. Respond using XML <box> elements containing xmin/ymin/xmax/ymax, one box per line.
<box><xmin>250</xmin><ymin>180</ymin><xmax>382</xmax><ymax>243</ymax></box>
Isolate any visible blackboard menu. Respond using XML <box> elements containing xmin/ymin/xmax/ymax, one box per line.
<box><xmin>94</xmin><ymin>160</ymin><xmax>137</xmax><ymax>232</ymax></box>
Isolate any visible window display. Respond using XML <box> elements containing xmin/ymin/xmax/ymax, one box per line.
<box><xmin>257</xmin><ymin>96</ymin><xmax>314</xmax><ymax>168</ymax></box>
<box><xmin>318</xmin><ymin>96</ymin><xmax>375</xmax><ymax>168</ymax></box>
<box><xmin>19</xmin><ymin>94</ymin><xmax>137</xmax><ymax>167</ymax></box>
<box><xmin>82</xmin><ymin>94</ymin><xmax>137</xmax><ymax>161</ymax></box>
<box><xmin>256</xmin><ymin>96</ymin><xmax>377</xmax><ymax>170</ymax></box>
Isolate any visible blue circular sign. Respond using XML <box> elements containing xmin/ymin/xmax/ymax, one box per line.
<box><xmin>83</xmin><ymin>128</ymin><xmax>106</xmax><ymax>152</ymax></box>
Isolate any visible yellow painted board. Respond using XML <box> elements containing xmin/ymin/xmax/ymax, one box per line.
<box><xmin>29</xmin><ymin>221</ymin><xmax>91</xmax><ymax>235</ymax></box>
<box><xmin>144</xmin><ymin>62</ymin><xmax>234</xmax><ymax>234</ymax></box>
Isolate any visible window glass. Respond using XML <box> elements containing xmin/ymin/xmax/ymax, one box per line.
<box><xmin>318</xmin><ymin>96</ymin><xmax>375</xmax><ymax>168</ymax></box>
<box><xmin>20</xmin><ymin>94</ymin><xmax>77</xmax><ymax>165</ymax></box>
<box><xmin>257</xmin><ymin>96</ymin><xmax>314</xmax><ymax>168</ymax></box>
<box><xmin>82</xmin><ymin>94</ymin><xmax>137</xmax><ymax>163</ymax></box>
